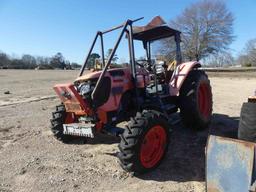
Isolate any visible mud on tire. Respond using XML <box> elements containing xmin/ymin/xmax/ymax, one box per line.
<box><xmin>117</xmin><ymin>110</ymin><xmax>170</xmax><ymax>174</ymax></box>
<box><xmin>179</xmin><ymin>70</ymin><xmax>212</xmax><ymax>130</ymax></box>
<box><xmin>50</xmin><ymin>104</ymin><xmax>76</xmax><ymax>143</ymax></box>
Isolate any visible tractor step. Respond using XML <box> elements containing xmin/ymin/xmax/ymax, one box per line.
<box><xmin>163</xmin><ymin>104</ymin><xmax>177</xmax><ymax>113</ymax></box>
<box><xmin>104</xmin><ymin>125</ymin><xmax>124</xmax><ymax>136</ymax></box>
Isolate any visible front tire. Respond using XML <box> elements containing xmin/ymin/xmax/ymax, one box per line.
<box><xmin>118</xmin><ymin>110</ymin><xmax>170</xmax><ymax>174</ymax></box>
<box><xmin>50</xmin><ymin>104</ymin><xmax>76</xmax><ymax>143</ymax></box>
<box><xmin>179</xmin><ymin>70</ymin><xmax>212</xmax><ymax>130</ymax></box>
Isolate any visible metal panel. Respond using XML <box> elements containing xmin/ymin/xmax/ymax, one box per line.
<box><xmin>206</xmin><ymin>135</ymin><xmax>256</xmax><ymax>192</ymax></box>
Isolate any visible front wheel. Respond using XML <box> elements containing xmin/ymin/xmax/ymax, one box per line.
<box><xmin>179</xmin><ymin>70</ymin><xmax>212</xmax><ymax>130</ymax></box>
<box><xmin>50</xmin><ymin>104</ymin><xmax>77</xmax><ymax>143</ymax></box>
<box><xmin>118</xmin><ymin>110</ymin><xmax>170</xmax><ymax>174</ymax></box>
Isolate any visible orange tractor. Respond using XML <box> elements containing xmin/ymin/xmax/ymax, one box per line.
<box><xmin>51</xmin><ymin>16</ymin><xmax>212</xmax><ymax>174</ymax></box>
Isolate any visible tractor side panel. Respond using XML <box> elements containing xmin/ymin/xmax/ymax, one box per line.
<box><xmin>97</xmin><ymin>69</ymin><xmax>133</xmax><ymax>123</ymax></box>
<box><xmin>169</xmin><ymin>61</ymin><xmax>201</xmax><ymax>96</ymax></box>
<box><xmin>96</xmin><ymin>68</ymin><xmax>149</xmax><ymax>124</ymax></box>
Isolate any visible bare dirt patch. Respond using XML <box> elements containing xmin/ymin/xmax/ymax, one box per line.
<box><xmin>0</xmin><ymin>70</ymin><xmax>255</xmax><ymax>192</ymax></box>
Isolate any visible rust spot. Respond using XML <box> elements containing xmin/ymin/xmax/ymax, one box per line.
<box><xmin>214</xmin><ymin>135</ymin><xmax>255</xmax><ymax>149</ymax></box>
<box><xmin>207</xmin><ymin>183</ymin><xmax>221</xmax><ymax>192</ymax></box>
<box><xmin>207</xmin><ymin>187</ymin><xmax>220</xmax><ymax>192</ymax></box>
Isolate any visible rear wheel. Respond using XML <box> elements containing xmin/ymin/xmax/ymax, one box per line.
<box><xmin>179</xmin><ymin>70</ymin><xmax>212</xmax><ymax>130</ymax></box>
<box><xmin>118</xmin><ymin>110</ymin><xmax>169</xmax><ymax>174</ymax></box>
<box><xmin>50</xmin><ymin>104</ymin><xmax>76</xmax><ymax>143</ymax></box>
<box><xmin>238</xmin><ymin>102</ymin><xmax>256</xmax><ymax>142</ymax></box>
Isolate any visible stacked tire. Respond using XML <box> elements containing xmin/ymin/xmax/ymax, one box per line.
<box><xmin>238</xmin><ymin>102</ymin><xmax>256</xmax><ymax>142</ymax></box>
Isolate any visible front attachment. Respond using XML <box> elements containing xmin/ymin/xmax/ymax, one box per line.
<box><xmin>63</xmin><ymin>123</ymin><xmax>94</xmax><ymax>138</ymax></box>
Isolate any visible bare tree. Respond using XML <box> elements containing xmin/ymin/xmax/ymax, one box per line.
<box><xmin>205</xmin><ymin>51</ymin><xmax>234</xmax><ymax>67</ymax></box>
<box><xmin>154</xmin><ymin>36</ymin><xmax>177</xmax><ymax>64</ymax></box>
<box><xmin>0</xmin><ymin>52</ymin><xmax>10</xmax><ymax>68</ymax></box>
<box><xmin>237</xmin><ymin>54</ymin><xmax>250</xmax><ymax>67</ymax></box>
<box><xmin>237</xmin><ymin>39</ymin><xmax>256</xmax><ymax>67</ymax></box>
<box><xmin>244</xmin><ymin>39</ymin><xmax>256</xmax><ymax>66</ymax></box>
<box><xmin>50</xmin><ymin>52</ymin><xmax>66</xmax><ymax>69</ymax></box>
<box><xmin>36</xmin><ymin>56</ymin><xmax>50</xmax><ymax>65</ymax></box>
<box><xmin>21</xmin><ymin>54</ymin><xmax>37</xmax><ymax>68</ymax></box>
<box><xmin>169</xmin><ymin>0</ymin><xmax>234</xmax><ymax>61</ymax></box>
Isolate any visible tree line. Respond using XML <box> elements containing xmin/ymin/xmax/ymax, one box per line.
<box><xmin>0</xmin><ymin>52</ymin><xmax>81</xmax><ymax>70</ymax></box>
<box><xmin>237</xmin><ymin>39</ymin><xmax>256</xmax><ymax>67</ymax></box>
<box><xmin>0</xmin><ymin>48</ymin><xmax>119</xmax><ymax>70</ymax></box>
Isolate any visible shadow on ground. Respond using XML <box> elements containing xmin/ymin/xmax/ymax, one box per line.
<box><xmin>64</xmin><ymin>113</ymin><xmax>239</xmax><ymax>182</ymax></box>
<box><xmin>66</xmin><ymin>133</ymin><xmax>120</xmax><ymax>145</ymax></box>
<box><xmin>138</xmin><ymin>113</ymin><xmax>239</xmax><ymax>182</ymax></box>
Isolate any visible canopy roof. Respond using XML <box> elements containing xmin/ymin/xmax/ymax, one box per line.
<box><xmin>132</xmin><ymin>16</ymin><xmax>180</xmax><ymax>42</ymax></box>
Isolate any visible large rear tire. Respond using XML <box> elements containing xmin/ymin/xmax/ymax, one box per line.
<box><xmin>50</xmin><ymin>104</ymin><xmax>76</xmax><ymax>143</ymax></box>
<box><xmin>238</xmin><ymin>102</ymin><xmax>256</xmax><ymax>142</ymax></box>
<box><xmin>118</xmin><ymin>110</ymin><xmax>170</xmax><ymax>174</ymax></box>
<box><xmin>179</xmin><ymin>70</ymin><xmax>212</xmax><ymax>130</ymax></box>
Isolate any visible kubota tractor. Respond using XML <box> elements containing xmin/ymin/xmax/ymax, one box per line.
<box><xmin>50</xmin><ymin>16</ymin><xmax>212</xmax><ymax>174</ymax></box>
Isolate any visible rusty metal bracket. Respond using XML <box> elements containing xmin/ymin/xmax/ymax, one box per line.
<box><xmin>206</xmin><ymin>135</ymin><xmax>256</xmax><ymax>192</ymax></box>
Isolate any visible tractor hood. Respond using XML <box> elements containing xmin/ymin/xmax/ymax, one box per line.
<box><xmin>75</xmin><ymin>67</ymin><xmax>149</xmax><ymax>83</ymax></box>
<box><xmin>75</xmin><ymin>70</ymin><xmax>102</xmax><ymax>82</ymax></box>
<box><xmin>75</xmin><ymin>67</ymin><xmax>131</xmax><ymax>83</ymax></box>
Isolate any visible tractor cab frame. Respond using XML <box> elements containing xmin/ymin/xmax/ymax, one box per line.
<box><xmin>78</xmin><ymin>16</ymin><xmax>182</xmax><ymax>107</ymax></box>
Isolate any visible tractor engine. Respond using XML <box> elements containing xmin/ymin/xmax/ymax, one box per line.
<box><xmin>75</xmin><ymin>79</ymin><xmax>96</xmax><ymax>107</ymax></box>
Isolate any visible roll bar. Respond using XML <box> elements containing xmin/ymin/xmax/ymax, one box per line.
<box><xmin>79</xmin><ymin>17</ymin><xmax>144</xmax><ymax>77</ymax></box>
<box><xmin>78</xmin><ymin>16</ymin><xmax>182</xmax><ymax>105</ymax></box>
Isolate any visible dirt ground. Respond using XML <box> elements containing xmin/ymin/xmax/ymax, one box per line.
<box><xmin>0</xmin><ymin>70</ymin><xmax>255</xmax><ymax>192</ymax></box>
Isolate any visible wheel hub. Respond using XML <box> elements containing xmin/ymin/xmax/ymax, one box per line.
<box><xmin>198</xmin><ymin>83</ymin><xmax>211</xmax><ymax>119</ymax></box>
<box><xmin>140</xmin><ymin>125</ymin><xmax>167</xmax><ymax>168</ymax></box>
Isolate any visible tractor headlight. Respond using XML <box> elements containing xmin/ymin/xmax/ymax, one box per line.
<box><xmin>79</xmin><ymin>83</ymin><xmax>91</xmax><ymax>96</ymax></box>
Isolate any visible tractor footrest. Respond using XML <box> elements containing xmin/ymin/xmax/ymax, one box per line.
<box><xmin>104</xmin><ymin>125</ymin><xmax>124</xmax><ymax>136</ymax></box>
<box><xmin>63</xmin><ymin>123</ymin><xmax>94</xmax><ymax>138</ymax></box>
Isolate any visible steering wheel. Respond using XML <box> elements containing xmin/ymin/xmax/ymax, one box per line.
<box><xmin>136</xmin><ymin>59</ymin><xmax>148</xmax><ymax>68</ymax></box>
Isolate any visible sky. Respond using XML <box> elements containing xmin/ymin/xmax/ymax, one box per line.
<box><xmin>0</xmin><ymin>0</ymin><xmax>256</xmax><ymax>64</ymax></box>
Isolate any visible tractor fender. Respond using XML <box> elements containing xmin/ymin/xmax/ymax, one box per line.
<box><xmin>169</xmin><ymin>61</ymin><xmax>201</xmax><ymax>96</ymax></box>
